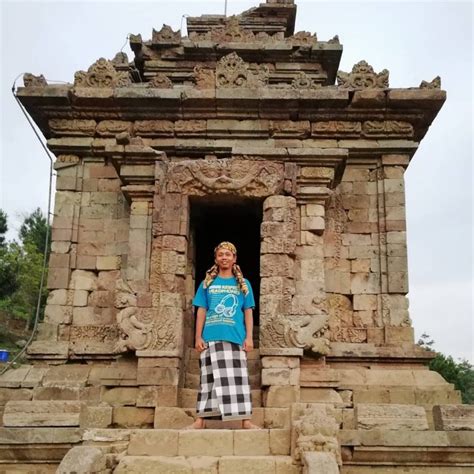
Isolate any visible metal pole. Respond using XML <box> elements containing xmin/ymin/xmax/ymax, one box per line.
<box><xmin>225</xmin><ymin>0</ymin><xmax>228</xmax><ymax>16</ymax></box>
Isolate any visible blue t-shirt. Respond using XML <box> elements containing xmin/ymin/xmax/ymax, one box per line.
<box><xmin>192</xmin><ymin>276</ymin><xmax>255</xmax><ymax>346</ymax></box>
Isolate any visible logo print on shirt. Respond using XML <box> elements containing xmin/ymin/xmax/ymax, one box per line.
<box><xmin>214</xmin><ymin>294</ymin><xmax>238</xmax><ymax>318</ymax></box>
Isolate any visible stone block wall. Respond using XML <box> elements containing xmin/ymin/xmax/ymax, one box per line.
<box><xmin>324</xmin><ymin>157</ymin><xmax>412</xmax><ymax>348</ymax></box>
<box><xmin>41</xmin><ymin>156</ymin><xmax>130</xmax><ymax>357</ymax></box>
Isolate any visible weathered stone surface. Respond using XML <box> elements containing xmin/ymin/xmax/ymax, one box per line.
<box><xmin>79</xmin><ymin>403</ymin><xmax>112</xmax><ymax>428</ymax></box>
<box><xmin>270</xmin><ymin>429</ymin><xmax>291</xmax><ymax>455</ymax></box>
<box><xmin>154</xmin><ymin>407</ymin><xmax>194</xmax><ymax>429</ymax></box>
<box><xmin>56</xmin><ymin>446</ymin><xmax>106</xmax><ymax>474</ymax></box>
<box><xmin>218</xmin><ymin>455</ymin><xmax>276</xmax><ymax>473</ymax></box>
<box><xmin>112</xmin><ymin>407</ymin><xmax>154</xmax><ymax>428</ymax></box>
<box><xmin>178</xmin><ymin>429</ymin><xmax>233</xmax><ymax>456</ymax></box>
<box><xmin>115</xmin><ymin>455</ymin><xmax>218</xmax><ymax>473</ymax></box>
<box><xmin>128</xmin><ymin>429</ymin><xmax>179</xmax><ymax>456</ymax></box>
<box><xmin>102</xmin><ymin>387</ymin><xmax>138</xmax><ymax>406</ymax></box>
<box><xmin>0</xmin><ymin>427</ymin><xmax>82</xmax><ymax>444</ymax></box>
<box><xmin>355</xmin><ymin>403</ymin><xmax>429</xmax><ymax>430</ymax></box>
<box><xmin>303</xmin><ymin>451</ymin><xmax>339</xmax><ymax>474</ymax></box>
<box><xmin>264</xmin><ymin>386</ymin><xmax>299</xmax><ymax>407</ymax></box>
<box><xmin>3</xmin><ymin>401</ymin><xmax>81</xmax><ymax>427</ymax></box>
<box><xmin>433</xmin><ymin>405</ymin><xmax>474</xmax><ymax>431</ymax></box>
<box><xmin>234</xmin><ymin>429</ymin><xmax>270</xmax><ymax>455</ymax></box>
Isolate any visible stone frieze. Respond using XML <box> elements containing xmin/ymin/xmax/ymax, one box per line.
<box><xmin>166</xmin><ymin>159</ymin><xmax>284</xmax><ymax>196</ymax></box>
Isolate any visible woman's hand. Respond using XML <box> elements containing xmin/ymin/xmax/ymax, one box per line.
<box><xmin>243</xmin><ymin>337</ymin><xmax>254</xmax><ymax>352</ymax></box>
<box><xmin>195</xmin><ymin>337</ymin><xmax>207</xmax><ymax>352</ymax></box>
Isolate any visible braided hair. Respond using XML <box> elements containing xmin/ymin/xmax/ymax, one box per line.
<box><xmin>203</xmin><ymin>242</ymin><xmax>249</xmax><ymax>295</ymax></box>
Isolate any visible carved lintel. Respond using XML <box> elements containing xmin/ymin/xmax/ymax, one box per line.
<box><xmin>337</xmin><ymin>60</ymin><xmax>389</xmax><ymax>89</ymax></box>
<box><xmin>166</xmin><ymin>159</ymin><xmax>284</xmax><ymax>197</ymax></box>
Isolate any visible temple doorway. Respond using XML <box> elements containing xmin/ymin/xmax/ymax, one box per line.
<box><xmin>189</xmin><ymin>197</ymin><xmax>263</xmax><ymax>337</ymax></box>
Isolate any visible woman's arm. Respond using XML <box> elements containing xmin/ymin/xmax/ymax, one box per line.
<box><xmin>195</xmin><ymin>307</ymin><xmax>207</xmax><ymax>352</ymax></box>
<box><xmin>243</xmin><ymin>308</ymin><xmax>254</xmax><ymax>352</ymax></box>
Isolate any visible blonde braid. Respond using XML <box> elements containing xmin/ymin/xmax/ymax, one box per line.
<box><xmin>232</xmin><ymin>264</ymin><xmax>249</xmax><ymax>295</ymax></box>
<box><xmin>203</xmin><ymin>264</ymin><xmax>219</xmax><ymax>289</ymax></box>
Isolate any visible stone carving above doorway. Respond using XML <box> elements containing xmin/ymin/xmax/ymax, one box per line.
<box><xmin>166</xmin><ymin>158</ymin><xmax>284</xmax><ymax>196</ymax></box>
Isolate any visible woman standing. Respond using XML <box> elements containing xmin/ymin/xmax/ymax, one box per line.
<box><xmin>189</xmin><ymin>241</ymin><xmax>260</xmax><ymax>429</ymax></box>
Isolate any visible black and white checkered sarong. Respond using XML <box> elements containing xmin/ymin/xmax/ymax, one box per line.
<box><xmin>196</xmin><ymin>341</ymin><xmax>252</xmax><ymax>421</ymax></box>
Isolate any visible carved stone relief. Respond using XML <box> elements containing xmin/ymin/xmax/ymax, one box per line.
<box><xmin>312</xmin><ymin>121</ymin><xmax>362</xmax><ymax>137</ymax></box>
<box><xmin>216</xmin><ymin>52</ymin><xmax>268</xmax><ymax>88</ymax></box>
<box><xmin>166</xmin><ymin>159</ymin><xmax>284</xmax><ymax>196</ymax></box>
<box><xmin>23</xmin><ymin>73</ymin><xmax>48</xmax><ymax>87</ymax></box>
<box><xmin>152</xmin><ymin>24</ymin><xmax>181</xmax><ymax>44</ymax></box>
<box><xmin>260</xmin><ymin>312</ymin><xmax>330</xmax><ymax>355</ymax></box>
<box><xmin>292</xmin><ymin>403</ymin><xmax>342</xmax><ymax>466</ymax></box>
<box><xmin>419</xmin><ymin>76</ymin><xmax>441</xmax><ymax>89</ymax></box>
<box><xmin>362</xmin><ymin>121</ymin><xmax>414</xmax><ymax>138</ymax></box>
<box><xmin>337</xmin><ymin>60</ymin><xmax>389</xmax><ymax>89</ymax></box>
<box><xmin>114</xmin><ymin>279</ymin><xmax>177</xmax><ymax>352</ymax></box>
<box><xmin>74</xmin><ymin>58</ymin><xmax>132</xmax><ymax>88</ymax></box>
<box><xmin>148</xmin><ymin>73</ymin><xmax>173</xmax><ymax>89</ymax></box>
<box><xmin>49</xmin><ymin>119</ymin><xmax>96</xmax><ymax>136</ymax></box>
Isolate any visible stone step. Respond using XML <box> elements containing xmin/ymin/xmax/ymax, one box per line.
<box><xmin>352</xmin><ymin>387</ymin><xmax>462</xmax><ymax>405</ymax></box>
<box><xmin>154</xmin><ymin>406</ymin><xmax>290</xmax><ymax>429</ymax></box>
<box><xmin>115</xmin><ymin>454</ymin><xmax>299</xmax><ymax>473</ymax></box>
<box><xmin>180</xmin><ymin>388</ymin><xmax>263</xmax><ymax>408</ymax></box>
<box><xmin>3</xmin><ymin>400</ymin><xmax>81</xmax><ymax>427</ymax></box>
<box><xmin>127</xmin><ymin>428</ymin><xmax>291</xmax><ymax>457</ymax></box>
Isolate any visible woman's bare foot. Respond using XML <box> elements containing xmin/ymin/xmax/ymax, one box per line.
<box><xmin>242</xmin><ymin>419</ymin><xmax>261</xmax><ymax>429</ymax></box>
<box><xmin>184</xmin><ymin>418</ymin><xmax>206</xmax><ymax>429</ymax></box>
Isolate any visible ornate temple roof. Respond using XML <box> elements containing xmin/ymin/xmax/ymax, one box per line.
<box><xmin>17</xmin><ymin>0</ymin><xmax>445</xmax><ymax>153</ymax></box>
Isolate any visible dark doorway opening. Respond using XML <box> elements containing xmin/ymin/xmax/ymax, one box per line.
<box><xmin>190</xmin><ymin>197</ymin><xmax>262</xmax><ymax>328</ymax></box>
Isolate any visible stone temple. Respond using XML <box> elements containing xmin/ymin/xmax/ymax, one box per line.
<box><xmin>2</xmin><ymin>0</ymin><xmax>473</xmax><ymax>472</ymax></box>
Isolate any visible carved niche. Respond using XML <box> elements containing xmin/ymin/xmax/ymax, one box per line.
<box><xmin>74</xmin><ymin>58</ymin><xmax>132</xmax><ymax>88</ymax></box>
<box><xmin>337</xmin><ymin>60</ymin><xmax>389</xmax><ymax>89</ymax></box>
<box><xmin>166</xmin><ymin>158</ymin><xmax>284</xmax><ymax>197</ymax></box>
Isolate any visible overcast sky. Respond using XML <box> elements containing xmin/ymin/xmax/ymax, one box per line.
<box><xmin>1</xmin><ymin>0</ymin><xmax>472</xmax><ymax>362</ymax></box>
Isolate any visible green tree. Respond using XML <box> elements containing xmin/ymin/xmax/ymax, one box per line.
<box><xmin>418</xmin><ymin>333</ymin><xmax>474</xmax><ymax>404</ymax></box>
<box><xmin>19</xmin><ymin>207</ymin><xmax>50</xmax><ymax>255</ymax></box>
<box><xmin>0</xmin><ymin>209</ymin><xmax>7</xmax><ymax>248</ymax></box>
<box><xmin>0</xmin><ymin>209</ymin><xmax>50</xmax><ymax>328</ymax></box>
<box><xmin>0</xmin><ymin>242</ymin><xmax>20</xmax><ymax>298</ymax></box>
